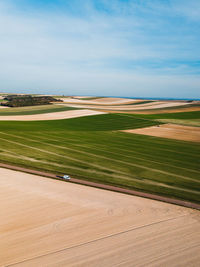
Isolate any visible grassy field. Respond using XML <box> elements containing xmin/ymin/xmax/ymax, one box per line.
<box><xmin>131</xmin><ymin>110</ymin><xmax>200</xmax><ymax>120</ymax></box>
<box><xmin>0</xmin><ymin>104</ymin><xmax>78</xmax><ymax>115</ymax></box>
<box><xmin>0</xmin><ymin>113</ymin><xmax>199</xmax><ymax>203</ymax></box>
<box><xmin>124</xmin><ymin>111</ymin><xmax>200</xmax><ymax>127</ymax></box>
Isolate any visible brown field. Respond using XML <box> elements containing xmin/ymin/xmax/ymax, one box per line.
<box><xmin>0</xmin><ymin>106</ymin><xmax>9</xmax><ymax>109</ymax></box>
<box><xmin>62</xmin><ymin>101</ymin><xmax>191</xmax><ymax>111</ymax></box>
<box><xmin>87</xmin><ymin>105</ymin><xmax>200</xmax><ymax>114</ymax></box>
<box><xmin>0</xmin><ymin>109</ymin><xmax>105</xmax><ymax>121</ymax></box>
<box><xmin>0</xmin><ymin>168</ymin><xmax>200</xmax><ymax>266</ymax></box>
<box><xmin>60</xmin><ymin>97</ymin><xmax>137</xmax><ymax>105</ymax></box>
<box><xmin>128</xmin><ymin>105</ymin><xmax>200</xmax><ymax>114</ymax></box>
<box><xmin>123</xmin><ymin>124</ymin><xmax>200</xmax><ymax>142</ymax></box>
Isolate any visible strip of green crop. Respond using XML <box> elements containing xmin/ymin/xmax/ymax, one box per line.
<box><xmin>0</xmin><ymin>105</ymin><xmax>78</xmax><ymax>116</ymax></box>
<box><xmin>0</xmin><ymin>113</ymin><xmax>161</xmax><ymax>131</ymax></box>
<box><xmin>126</xmin><ymin>110</ymin><xmax>200</xmax><ymax>120</ymax></box>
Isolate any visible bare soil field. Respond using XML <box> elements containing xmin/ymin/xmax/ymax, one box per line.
<box><xmin>131</xmin><ymin>106</ymin><xmax>200</xmax><ymax>114</ymax></box>
<box><xmin>0</xmin><ymin>168</ymin><xmax>200</xmax><ymax>267</ymax></box>
<box><xmin>0</xmin><ymin>109</ymin><xmax>105</xmax><ymax>121</ymax></box>
<box><xmin>98</xmin><ymin>106</ymin><xmax>200</xmax><ymax>114</ymax></box>
<box><xmin>60</xmin><ymin>97</ymin><xmax>137</xmax><ymax>105</ymax></box>
<box><xmin>123</xmin><ymin>124</ymin><xmax>200</xmax><ymax>142</ymax></box>
<box><xmin>0</xmin><ymin>106</ymin><xmax>9</xmax><ymax>109</ymax></box>
<box><xmin>63</xmin><ymin>101</ymin><xmax>190</xmax><ymax>110</ymax></box>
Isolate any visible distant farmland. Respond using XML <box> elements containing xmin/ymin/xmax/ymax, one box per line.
<box><xmin>0</xmin><ymin>113</ymin><xmax>199</xmax><ymax>203</ymax></box>
<box><xmin>0</xmin><ymin>104</ymin><xmax>78</xmax><ymax>115</ymax></box>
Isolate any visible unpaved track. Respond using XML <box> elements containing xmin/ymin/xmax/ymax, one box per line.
<box><xmin>0</xmin><ymin>163</ymin><xmax>199</xmax><ymax>210</ymax></box>
<box><xmin>123</xmin><ymin>124</ymin><xmax>200</xmax><ymax>142</ymax></box>
<box><xmin>0</xmin><ymin>167</ymin><xmax>200</xmax><ymax>267</ymax></box>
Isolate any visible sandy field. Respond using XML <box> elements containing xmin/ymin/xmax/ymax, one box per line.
<box><xmin>0</xmin><ymin>168</ymin><xmax>199</xmax><ymax>266</ymax></box>
<box><xmin>59</xmin><ymin>97</ymin><xmax>137</xmax><ymax>105</ymax></box>
<box><xmin>62</xmin><ymin>101</ymin><xmax>190</xmax><ymax>111</ymax></box>
<box><xmin>130</xmin><ymin>106</ymin><xmax>200</xmax><ymax>114</ymax></box>
<box><xmin>0</xmin><ymin>109</ymin><xmax>105</xmax><ymax>121</ymax></box>
<box><xmin>95</xmin><ymin>105</ymin><xmax>200</xmax><ymax>114</ymax></box>
<box><xmin>0</xmin><ymin>106</ymin><xmax>9</xmax><ymax>109</ymax></box>
<box><xmin>123</xmin><ymin>124</ymin><xmax>200</xmax><ymax>142</ymax></box>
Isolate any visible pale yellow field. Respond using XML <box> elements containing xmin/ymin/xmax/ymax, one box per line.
<box><xmin>0</xmin><ymin>109</ymin><xmax>105</xmax><ymax>121</ymax></box>
<box><xmin>0</xmin><ymin>168</ymin><xmax>199</xmax><ymax>267</ymax></box>
<box><xmin>0</xmin><ymin>105</ymin><xmax>9</xmax><ymax>109</ymax></box>
<box><xmin>61</xmin><ymin>101</ymin><xmax>190</xmax><ymax>110</ymax></box>
<box><xmin>123</xmin><ymin>124</ymin><xmax>200</xmax><ymax>142</ymax></box>
<box><xmin>60</xmin><ymin>97</ymin><xmax>137</xmax><ymax>105</ymax></box>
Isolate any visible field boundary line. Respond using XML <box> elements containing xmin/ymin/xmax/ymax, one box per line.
<box><xmin>5</xmin><ymin>215</ymin><xmax>190</xmax><ymax>267</ymax></box>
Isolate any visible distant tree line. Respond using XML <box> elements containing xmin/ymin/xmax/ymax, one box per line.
<box><xmin>1</xmin><ymin>95</ymin><xmax>62</xmax><ymax>107</ymax></box>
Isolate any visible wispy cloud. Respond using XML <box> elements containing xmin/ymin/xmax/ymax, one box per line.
<box><xmin>0</xmin><ymin>0</ymin><xmax>199</xmax><ymax>98</ymax></box>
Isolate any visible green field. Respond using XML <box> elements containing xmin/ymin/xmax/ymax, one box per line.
<box><xmin>130</xmin><ymin>110</ymin><xmax>200</xmax><ymax>120</ymax></box>
<box><xmin>0</xmin><ymin>113</ymin><xmax>199</xmax><ymax>203</ymax></box>
<box><xmin>0</xmin><ymin>104</ymin><xmax>78</xmax><ymax>116</ymax></box>
<box><xmin>127</xmin><ymin>111</ymin><xmax>200</xmax><ymax>127</ymax></box>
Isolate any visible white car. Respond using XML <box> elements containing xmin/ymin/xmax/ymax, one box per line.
<box><xmin>63</xmin><ymin>175</ymin><xmax>71</xmax><ymax>180</ymax></box>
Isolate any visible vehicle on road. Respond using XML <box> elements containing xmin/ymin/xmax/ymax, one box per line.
<box><xmin>56</xmin><ymin>174</ymin><xmax>71</xmax><ymax>180</ymax></box>
<box><xmin>63</xmin><ymin>175</ymin><xmax>71</xmax><ymax>180</ymax></box>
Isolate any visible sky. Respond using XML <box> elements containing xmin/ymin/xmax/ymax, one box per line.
<box><xmin>0</xmin><ymin>0</ymin><xmax>200</xmax><ymax>99</ymax></box>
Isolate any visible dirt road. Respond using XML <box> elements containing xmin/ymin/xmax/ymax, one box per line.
<box><xmin>0</xmin><ymin>162</ymin><xmax>199</xmax><ymax>210</ymax></box>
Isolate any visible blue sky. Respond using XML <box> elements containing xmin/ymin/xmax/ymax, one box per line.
<box><xmin>0</xmin><ymin>0</ymin><xmax>199</xmax><ymax>98</ymax></box>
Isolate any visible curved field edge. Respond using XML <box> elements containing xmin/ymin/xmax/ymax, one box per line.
<box><xmin>0</xmin><ymin>105</ymin><xmax>79</xmax><ymax>116</ymax></box>
<box><xmin>0</xmin><ymin>114</ymin><xmax>199</xmax><ymax>203</ymax></box>
<box><xmin>126</xmin><ymin>110</ymin><xmax>200</xmax><ymax>120</ymax></box>
<box><xmin>120</xmin><ymin>111</ymin><xmax>200</xmax><ymax>127</ymax></box>
<box><xmin>0</xmin><ymin>113</ymin><xmax>161</xmax><ymax>131</ymax></box>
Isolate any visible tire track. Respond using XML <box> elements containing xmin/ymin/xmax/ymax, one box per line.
<box><xmin>31</xmin><ymin>131</ymin><xmax>200</xmax><ymax>175</ymax></box>
<box><xmin>1</xmin><ymin>133</ymin><xmax>199</xmax><ymax>195</ymax></box>
<box><xmin>9</xmin><ymin>131</ymin><xmax>200</xmax><ymax>184</ymax></box>
<box><xmin>5</xmin><ymin>215</ymin><xmax>196</xmax><ymax>267</ymax></box>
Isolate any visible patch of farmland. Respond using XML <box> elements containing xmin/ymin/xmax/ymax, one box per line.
<box><xmin>157</xmin><ymin>119</ymin><xmax>200</xmax><ymax>127</ymax></box>
<box><xmin>126</xmin><ymin>111</ymin><xmax>200</xmax><ymax>127</ymax></box>
<box><xmin>0</xmin><ymin>114</ymin><xmax>199</xmax><ymax>203</ymax></box>
<box><xmin>122</xmin><ymin>124</ymin><xmax>200</xmax><ymax>142</ymax></box>
<box><xmin>76</xmin><ymin>96</ymin><xmax>103</xmax><ymax>100</ymax></box>
<box><xmin>0</xmin><ymin>106</ymin><xmax>9</xmax><ymax>109</ymax></box>
<box><xmin>0</xmin><ymin>113</ymin><xmax>160</xmax><ymax>130</ymax></box>
<box><xmin>0</xmin><ymin>109</ymin><xmax>106</xmax><ymax>121</ymax></box>
<box><xmin>62</xmin><ymin>101</ymin><xmax>191</xmax><ymax>111</ymax></box>
<box><xmin>0</xmin><ymin>168</ymin><xmax>200</xmax><ymax>266</ymax></box>
<box><xmin>131</xmin><ymin>104</ymin><xmax>200</xmax><ymax>114</ymax></box>
<box><xmin>134</xmin><ymin>110</ymin><xmax>200</xmax><ymax>120</ymax></box>
<box><xmin>0</xmin><ymin>105</ymin><xmax>78</xmax><ymax>116</ymax></box>
<box><xmin>60</xmin><ymin>97</ymin><xmax>137</xmax><ymax>105</ymax></box>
